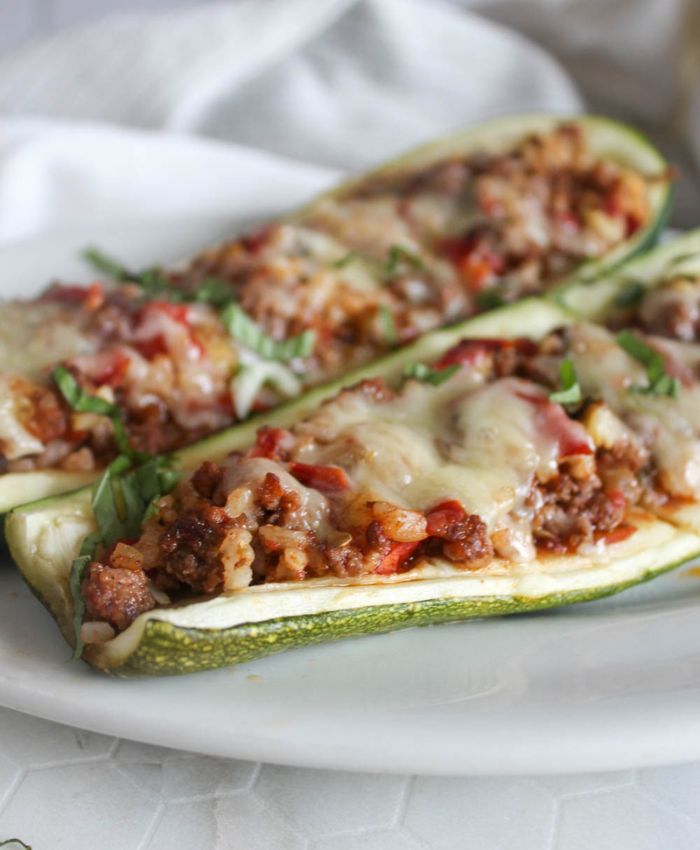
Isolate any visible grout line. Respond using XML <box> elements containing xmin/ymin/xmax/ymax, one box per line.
<box><xmin>0</xmin><ymin>768</ymin><xmax>27</xmax><ymax>817</ymax></box>
<box><xmin>135</xmin><ymin>802</ymin><xmax>165</xmax><ymax>850</ymax></box>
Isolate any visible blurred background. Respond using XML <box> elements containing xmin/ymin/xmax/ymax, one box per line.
<box><xmin>0</xmin><ymin>0</ymin><xmax>698</xmax><ymax>222</ymax></box>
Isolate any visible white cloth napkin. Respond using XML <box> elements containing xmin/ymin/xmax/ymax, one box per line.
<box><xmin>0</xmin><ymin>0</ymin><xmax>696</xmax><ymax>241</ymax></box>
<box><xmin>0</xmin><ymin>0</ymin><xmax>584</xmax><ymax>244</ymax></box>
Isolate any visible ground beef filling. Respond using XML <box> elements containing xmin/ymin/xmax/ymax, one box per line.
<box><xmin>345</xmin><ymin>124</ymin><xmax>651</xmax><ymax>302</ymax></box>
<box><xmin>79</xmin><ymin>338</ymin><xmax>657</xmax><ymax>636</ymax></box>
<box><xmin>82</xmin><ymin>562</ymin><xmax>156</xmax><ymax>632</ymax></box>
<box><xmin>81</xmin><ymin>461</ymin><xmax>496</xmax><ymax>631</ymax></box>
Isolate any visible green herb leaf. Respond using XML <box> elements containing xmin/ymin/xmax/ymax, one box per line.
<box><xmin>221</xmin><ymin>303</ymin><xmax>316</xmax><ymax>362</ymax></box>
<box><xmin>52</xmin><ymin>367</ymin><xmax>131</xmax><ymax>455</ymax></box>
<box><xmin>68</xmin><ymin>531</ymin><xmax>101</xmax><ymax>659</ymax></box>
<box><xmin>549</xmin><ymin>358</ymin><xmax>582</xmax><ymax>404</ymax></box>
<box><xmin>614</xmin><ymin>279</ymin><xmax>646</xmax><ymax>307</ymax></box>
<box><xmin>137</xmin><ymin>267</ymin><xmax>181</xmax><ymax>299</ymax></box>
<box><xmin>193</xmin><ymin>276</ymin><xmax>234</xmax><ymax>307</ymax></box>
<box><xmin>83</xmin><ymin>247</ymin><xmax>134</xmax><ymax>281</ymax></box>
<box><xmin>52</xmin><ymin>366</ymin><xmax>116</xmax><ymax>416</ymax></box>
<box><xmin>91</xmin><ymin>455</ymin><xmax>131</xmax><ymax>541</ymax></box>
<box><xmin>379</xmin><ymin>304</ymin><xmax>398</xmax><ymax>347</ymax></box>
<box><xmin>475</xmin><ymin>288</ymin><xmax>506</xmax><ymax>310</ymax></box>
<box><xmin>404</xmin><ymin>362</ymin><xmax>459</xmax><ymax>386</ymax></box>
<box><xmin>69</xmin><ymin>454</ymin><xmax>180</xmax><ymax>657</ymax></box>
<box><xmin>83</xmin><ymin>246</ymin><xmax>184</xmax><ymax>300</ymax></box>
<box><xmin>332</xmin><ymin>251</ymin><xmax>358</xmax><ymax>269</ymax></box>
<box><xmin>616</xmin><ymin>330</ymin><xmax>680</xmax><ymax>398</ymax></box>
<box><xmin>384</xmin><ymin>245</ymin><xmax>424</xmax><ymax>276</ymax></box>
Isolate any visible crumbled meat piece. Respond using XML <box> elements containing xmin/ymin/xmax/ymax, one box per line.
<box><xmin>192</xmin><ymin>461</ymin><xmax>224</xmax><ymax>500</ymax></box>
<box><xmin>438</xmin><ymin>514</ymin><xmax>493</xmax><ymax>564</ymax></box>
<box><xmin>323</xmin><ymin>542</ymin><xmax>365</xmax><ymax>577</ymax></box>
<box><xmin>258</xmin><ymin>472</ymin><xmax>302</xmax><ymax>517</ymax></box>
<box><xmin>532</xmin><ymin>471</ymin><xmax>626</xmax><ymax>552</ymax></box>
<box><xmin>157</xmin><ymin>503</ymin><xmax>238</xmax><ymax>594</ymax></box>
<box><xmin>422</xmin><ymin>505</ymin><xmax>493</xmax><ymax>565</ymax></box>
<box><xmin>82</xmin><ymin>562</ymin><xmax>155</xmax><ymax>632</ymax></box>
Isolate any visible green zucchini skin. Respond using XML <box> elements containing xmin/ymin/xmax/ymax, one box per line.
<box><xmin>97</xmin><ymin>555</ymin><xmax>695</xmax><ymax>677</ymax></box>
<box><xmin>296</xmin><ymin>113</ymin><xmax>672</xmax><ymax>289</ymax></box>
<box><xmin>0</xmin><ymin>113</ymin><xmax>671</xmax><ymax>514</ymax></box>
<box><xmin>554</xmin><ymin>226</ymin><xmax>700</xmax><ymax>319</ymax></box>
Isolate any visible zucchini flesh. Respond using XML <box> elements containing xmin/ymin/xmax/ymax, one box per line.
<box><xmin>8</xmin><ymin>489</ymin><xmax>699</xmax><ymax>675</ymax></box>
<box><xmin>0</xmin><ymin>113</ymin><xmax>671</xmax><ymax>512</ymax></box>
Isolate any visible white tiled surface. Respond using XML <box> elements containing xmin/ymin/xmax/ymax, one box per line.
<box><xmin>0</xmin><ymin>706</ymin><xmax>698</xmax><ymax>849</ymax></box>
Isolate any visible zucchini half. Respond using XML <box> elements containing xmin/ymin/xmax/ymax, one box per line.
<box><xmin>296</xmin><ymin>113</ymin><xmax>671</xmax><ymax>283</ymax></box>
<box><xmin>0</xmin><ymin>114</ymin><xmax>671</xmax><ymax>514</ymax></box>
<box><xmin>7</xmin><ymin>283</ymin><xmax>700</xmax><ymax>676</ymax></box>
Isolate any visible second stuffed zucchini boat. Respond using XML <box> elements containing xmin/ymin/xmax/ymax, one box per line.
<box><xmin>0</xmin><ymin>114</ymin><xmax>670</xmax><ymax>512</ymax></box>
<box><xmin>8</xmin><ymin>279</ymin><xmax>700</xmax><ymax>675</ymax></box>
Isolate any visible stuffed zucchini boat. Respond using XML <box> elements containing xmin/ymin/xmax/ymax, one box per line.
<box><xmin>8</xmin><ymin>295</ymin><xmax>700</xmax><ymax>676</ymax></box>
<box><xmin>0</xmin><ymin>114</ymin><xmax>670</xmax><ymax>513</ymax></box>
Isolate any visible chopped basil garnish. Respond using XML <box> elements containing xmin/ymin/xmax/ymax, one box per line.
<box><xmin>379</xmin><ymin>304</ymin><xmax>398</xmax><ymax>347</ymax></box>
<box><xmin>614</xmin><ymin>279</ymin><xmax>646</xmax><ymax>307</ymax></box>
<box><xmin>68</xmin><ymin>532</ymin><xmax>101</xmax><ymax>659</ymax></box>
<box><xmin>384</xmin><ymin>245</ymin><xmax>424</xmax><ymax>276</ymax></box>
<box><xmin>68</xmin><ymin>454</ymin><xmax>180</xmax><ymax>657</ymax></box>
<box><xmin>616</xmin><ymin>330</ymin><xmax>680</xmax><ymax>398</ymax></box>
<box><xmin>549</xmin><ymin>358</ymin><xmax>582</xmax><ymax>404</ymax></box>
<box><xmin>84</xmin><ymin>246</ymin><xmax>232</xmax><ymax>306</ymax></box>
<box><xmin>404</xmin><ymin>362</ymin><xmax>459</xmax><ymax>386</ymax></box>
<box><xmin>332</xmin><ymin>251</ymin><xmax>358</xmax><ymax>269</ymax></box>
<box><xmin>475</xmin><ymin>288</ymin><xmax>506</xmax><ymax>310</ymax></box>
<box><xmin>83</xmin><ymin>247</ymin><xmax>135</xmax><ymax>282</ymax></box>
<box><xmin>221</xmin><ymin>303</ymin><xmax>316</xmax><ymax>362</ymax></box>
<box><xmin>193</xmin><ymin>276</ymin><xmax>234</xmax><ymax>307</ymax></box>
<box><xmin>52</xmin><ymin>366</ymin><xmax>131</xmax><ymax>455</ymax></box>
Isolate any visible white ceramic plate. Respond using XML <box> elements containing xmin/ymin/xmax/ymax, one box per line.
<box><xmin>2</xmin><ymin>220</ymin><xmax>700</xmax><ymax>776</ymax></box>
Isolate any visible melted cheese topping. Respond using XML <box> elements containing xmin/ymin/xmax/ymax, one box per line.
<box><xmin>0</xmin><ymin>301</ymin><xmax>94</xmax><ymax>379</ymax></box>
<box><xmin>295</xmin><ymin>372</ymin><xmax>574</xmax><ymax>561</ymax></box>
<box><xmin>0</xmin><ymin>374</ymin><xmax>45</xmax><ymax>460</ymax></box>
<box><xmin>570</xmin><ymin>323</ymin><xmax>700</xmax><ymax>498</ymax></box>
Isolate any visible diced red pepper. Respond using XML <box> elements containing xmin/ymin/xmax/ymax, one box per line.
<box><xmin>439</xmin><ymin>234</ymin><xmax>505</xmax><ymax>293</ymax></box>
<box><xmin>556</xmin><ymin>210</ymin><xmax>580</xmax><ymax>233</ymax></box>
<box><xmin>375</xmin><ymin>541</ymin><xmax>421</xmax><ymax>575</ymax></box>
<box><xmin>602</xmin><ymin>524</ymin><xmax>636</xmax><ymax>545</ymax></box>
<box><xmin>435</xmin><ymin>337</ymin><xmax>537</xmax><ymax>370</ymax></box>
<box><xmin>289</xmin><ymin>462</ymin><xmax>350</xmax><ymax>493</ymax></box>
<box><xmin>42</xmin><ymin>282</ymin><xmax>105</xmax><ymax>311</ymax></box>
<box><xmin>241</xmin><ymin>226</ymin><xmax>274</xmax><ymax>254</ymax></box>
<box><xmin>624</xmin><ymin>213</ymin><xmax>642</xmax><ymax>237</ymax></box>
<box><xmin>134</xmin><ymin>337</ymin><xmax>167</xmax><ymax>359</ymax></box>
<box><xmin>425</xmin><ymin>500</ymin><xmax>467</xmax><ymax>536</ymax></box>
<box><xmin>604</xmin><ymin>195</ymin><xmax>642</xmax><ymax>238</ymax></box>
<box><xmin>249</xmin><ymin>426</ymin><xmax>294</xmax><ymax>460</ymax></box>
<box><xmin>91</xmin><ymin>349</ymin><xmax>131</xmax><ymax>388</ymax></box>
<box><xmin>150</xmin><ymin>300</ymin><xmax>190</xmax><ymax>325</ymax></box>
<box><xmin>516</xmin><ymin>389</ymin><xmax>594</xmax><ymax>458</ymax></box>
<box><xmin>606</xmin><ymin>489</ymin><xmax>627</xmax><ymax>515</ymax></box>
<box><xmin>135</xmin><ymin>301</ymin><xmax>204</xmax><ymax>359</ymax></box>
